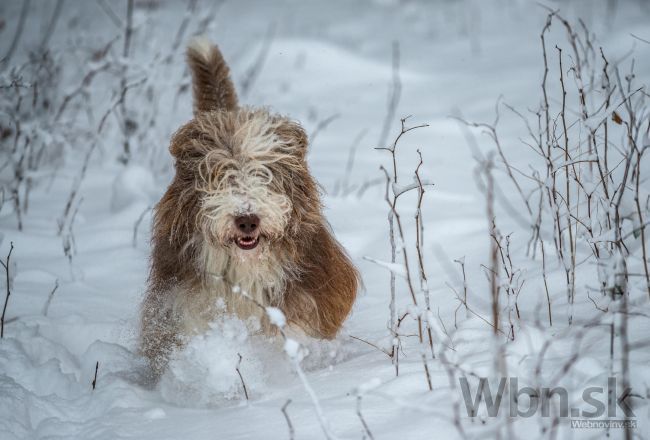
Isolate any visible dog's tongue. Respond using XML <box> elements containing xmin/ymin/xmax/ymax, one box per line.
<box><xmin>236</xmin><ymin>236</ymin><xmax>259</xmax><ymax>250</ymax></box>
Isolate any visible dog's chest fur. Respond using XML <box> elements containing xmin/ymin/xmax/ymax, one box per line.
<box><xmin>171</xmin><ymin>240</ymin><xmax>286</xmax><ymax>335</ymax></box>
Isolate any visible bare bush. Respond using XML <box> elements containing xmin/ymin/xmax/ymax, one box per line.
<box><xmin>450</xmin><ymin>11</ymin><xmax>648</xmax><ymax>438</ymax></box>
<box><xmin>368</xmin><ymin>10</ymin><xmax>649</xmax><ymax>439</ymax></box>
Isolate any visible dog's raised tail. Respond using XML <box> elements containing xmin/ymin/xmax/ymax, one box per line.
<box><xmin>187</xmin><ymin>37</ymin><xmax>238</xmax><ymax>114</ymax></box>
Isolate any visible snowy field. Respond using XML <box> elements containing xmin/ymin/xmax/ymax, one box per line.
<box><xmin>1</xmin><ymin>0</ymin><xmax>650</xmax><ymax>439</ymax></box>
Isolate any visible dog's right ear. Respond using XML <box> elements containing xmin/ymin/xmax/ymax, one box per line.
<box><xmin>169</xmin><ymin>122</ymin><xmax>205</xmax><ymax>162</ymax></box>
<box><xmin>187</xmin><ymin>37</ymin><xmax>238</xmax><ymax>115</ymax></box>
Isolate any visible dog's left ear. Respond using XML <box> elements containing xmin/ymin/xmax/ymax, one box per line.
<box><xmin>276</xmin><ymin>119</ymin><xmax>308</xmax><ymax>159</ymax></box>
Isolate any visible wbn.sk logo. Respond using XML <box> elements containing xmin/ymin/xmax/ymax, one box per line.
<box><xmin>459</xmin><ymin>377</ymin><xmax>634</xmax><ymax>419</ymax></box>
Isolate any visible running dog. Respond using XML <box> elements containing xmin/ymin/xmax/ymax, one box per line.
<box><xmin>139</xmin><ymin>38</ymin><xmax>359</xmax><ymax>378</ymax></box>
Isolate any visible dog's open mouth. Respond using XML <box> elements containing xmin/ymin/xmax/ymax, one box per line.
<box><xmin>235</xmin><ymin>236</ymin><xmax>259</xmax><ymax>250</ymax></box>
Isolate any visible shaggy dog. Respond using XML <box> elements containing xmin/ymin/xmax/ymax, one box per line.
<box><xmin>139</xmin><ymin>38</ymin><xmax>359</xmax><ymax>379</ymax></box>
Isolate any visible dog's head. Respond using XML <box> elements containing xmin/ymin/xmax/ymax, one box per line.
<box><xmin>169</xmin><ymin>109</ymin><xmax>319</xmax><ymax>260</ymax></box>
<box><xmin>160</xmin><ymin>40</ymin><xmax>320</xmax><ymax>266</ymax></box>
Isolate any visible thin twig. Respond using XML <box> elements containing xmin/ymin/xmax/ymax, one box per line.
<box><xmin>281</xmin><ymin>399</ymin><xmax>295</xmax><ymax>440</ymax></box>
<box><xmin>310</xmin><ymin>113</ymin><xmax>340</xmax><ymax>146</ymax></box>
<box><xmin>95</xmin><ymin>0</ymin><xmax>123</xmax><ymax>28</ymax></box>
<box><xmin>0</xmin><ymin>242</ymin><xmax>15</xmax><ymax>338</ymax></box>
<box><xmin>235</xmin><ymin>353</ymin><xmax>249</xmax><ymax>400</ymax></box>
<box><xmin>39</xmin><ymin>0</ymin><xmax>65</xmax><ymax>50</ymax></box>
<box><xmin>240</xmin><ymin>23</ymin><xmax>276</xmax><ymax>98</ymax></box>
<box><xmin>42</xmin><ymin>279</ymin><xmax>59</xmax><ymax>317</ymax></box>
<box><xmin>348</xmin><ymin>335</ymin><xmax>391</xmax><ymax>357</ymax></box>
<box><xmin>377</xmin><ymin>41</ymin><xmax>402</xmax><ymax>149</ymax></box>
<box><xmin>356</xmin><ymin>395</ymin><xmax>374</xmax><ymax>440</ymax></box>
<box><xmin>0</xmin><ymin>0</ymin><xmax>30</xmax><ymax>69</ymax></box>
<box><xmin>132</xmin><ymin>205</ymin><xmax>152</xmax><ymax>248</ymax></box>
<box><xmin>91</xmin><ymin>361</ymin><xmax>99</xmax><ymax>390</ymax></box>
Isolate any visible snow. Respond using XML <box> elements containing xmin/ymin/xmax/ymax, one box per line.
<box><xmin>266</xmin><ymin>306</ymin><xmax>287</xmax><ymax>329</ymax></box>
<box><xmin>356</xmin><ymin>377</ymin><xmax>382</xmax><ymax>394</ymax></box>
<box><xmin>110</xmin><ymin>165</ymin><xmax>157</xmax><ymax>213</ymax></box>
<box><xmin>284</xmin><ymin>338</ymin><xmax>302</xmax><ymax>360</ymax></box>
<box><xmin>159</xmin><ymin>318</ymin><xmax>268</xmax><ymax>406</ymax></box>
<box><xmin>1</xmin><ymin>0</ymin><xmax>650</xmax><ymax>439</ymax></box>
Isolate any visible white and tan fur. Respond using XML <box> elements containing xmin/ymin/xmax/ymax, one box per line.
<box><xmin>139</xmin><ymin>39</ymin><xmax>358</xmax><ymax>380</ymax></box>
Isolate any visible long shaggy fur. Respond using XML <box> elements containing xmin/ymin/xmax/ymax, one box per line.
<box><xmin>140</xmin><ymin>39</ymin><xmax>359</xmax><ymax>379</ymax></box>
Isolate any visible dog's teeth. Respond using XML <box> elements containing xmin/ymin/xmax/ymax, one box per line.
<box><xmin>236</xmin><ymin>236</ymin><xmax>258</xmax><ymax>247</ymax></box>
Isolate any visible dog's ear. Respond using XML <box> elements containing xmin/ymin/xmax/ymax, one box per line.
<box><xmin>169</xmin><ymin>122</ymin><xmax>205</xmax><ymax>162</ymax></box>
<box><xmin>187</xmin><ymin>37</ymin><xmax>238</xmax><ymax>114</ymax></box>
<box><xmin>276</xmin><ymin>119</ymin><xmax>309</xmax><ymax>159</ymax></box>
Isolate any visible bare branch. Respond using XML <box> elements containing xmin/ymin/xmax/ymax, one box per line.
<box><xmin>0</xmin><ymin>242</ymin><xmax>15</xmax><ymax>338</ymax></box>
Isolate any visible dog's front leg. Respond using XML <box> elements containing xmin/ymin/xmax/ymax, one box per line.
<box><xmin>139</xmin><ymin>288</ymin><xmax>182</xmax><ymax>382</ymax></box>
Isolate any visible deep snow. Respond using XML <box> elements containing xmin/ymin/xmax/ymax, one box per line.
<box><xmin>1</xmin><ymin>0</ymin><xmax>650</xmax><ymax>439</ymax></box>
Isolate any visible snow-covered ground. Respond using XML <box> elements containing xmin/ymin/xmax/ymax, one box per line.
<box><xmin>1</xmin><ymin>0</ymin><xmax>650</xmax><ymax>439</ymax></box>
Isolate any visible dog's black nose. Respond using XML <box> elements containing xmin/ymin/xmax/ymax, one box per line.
<box><xmin>235</xmin><ymin>214</ymin><xmax>259</xmax><ymax>234</ymax></box>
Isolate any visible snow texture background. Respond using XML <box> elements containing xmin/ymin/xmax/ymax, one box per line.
<box><xmin>1</xmin><ymin>0</ymin><xmax>649</xmax><ymax>439</ymax></box>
